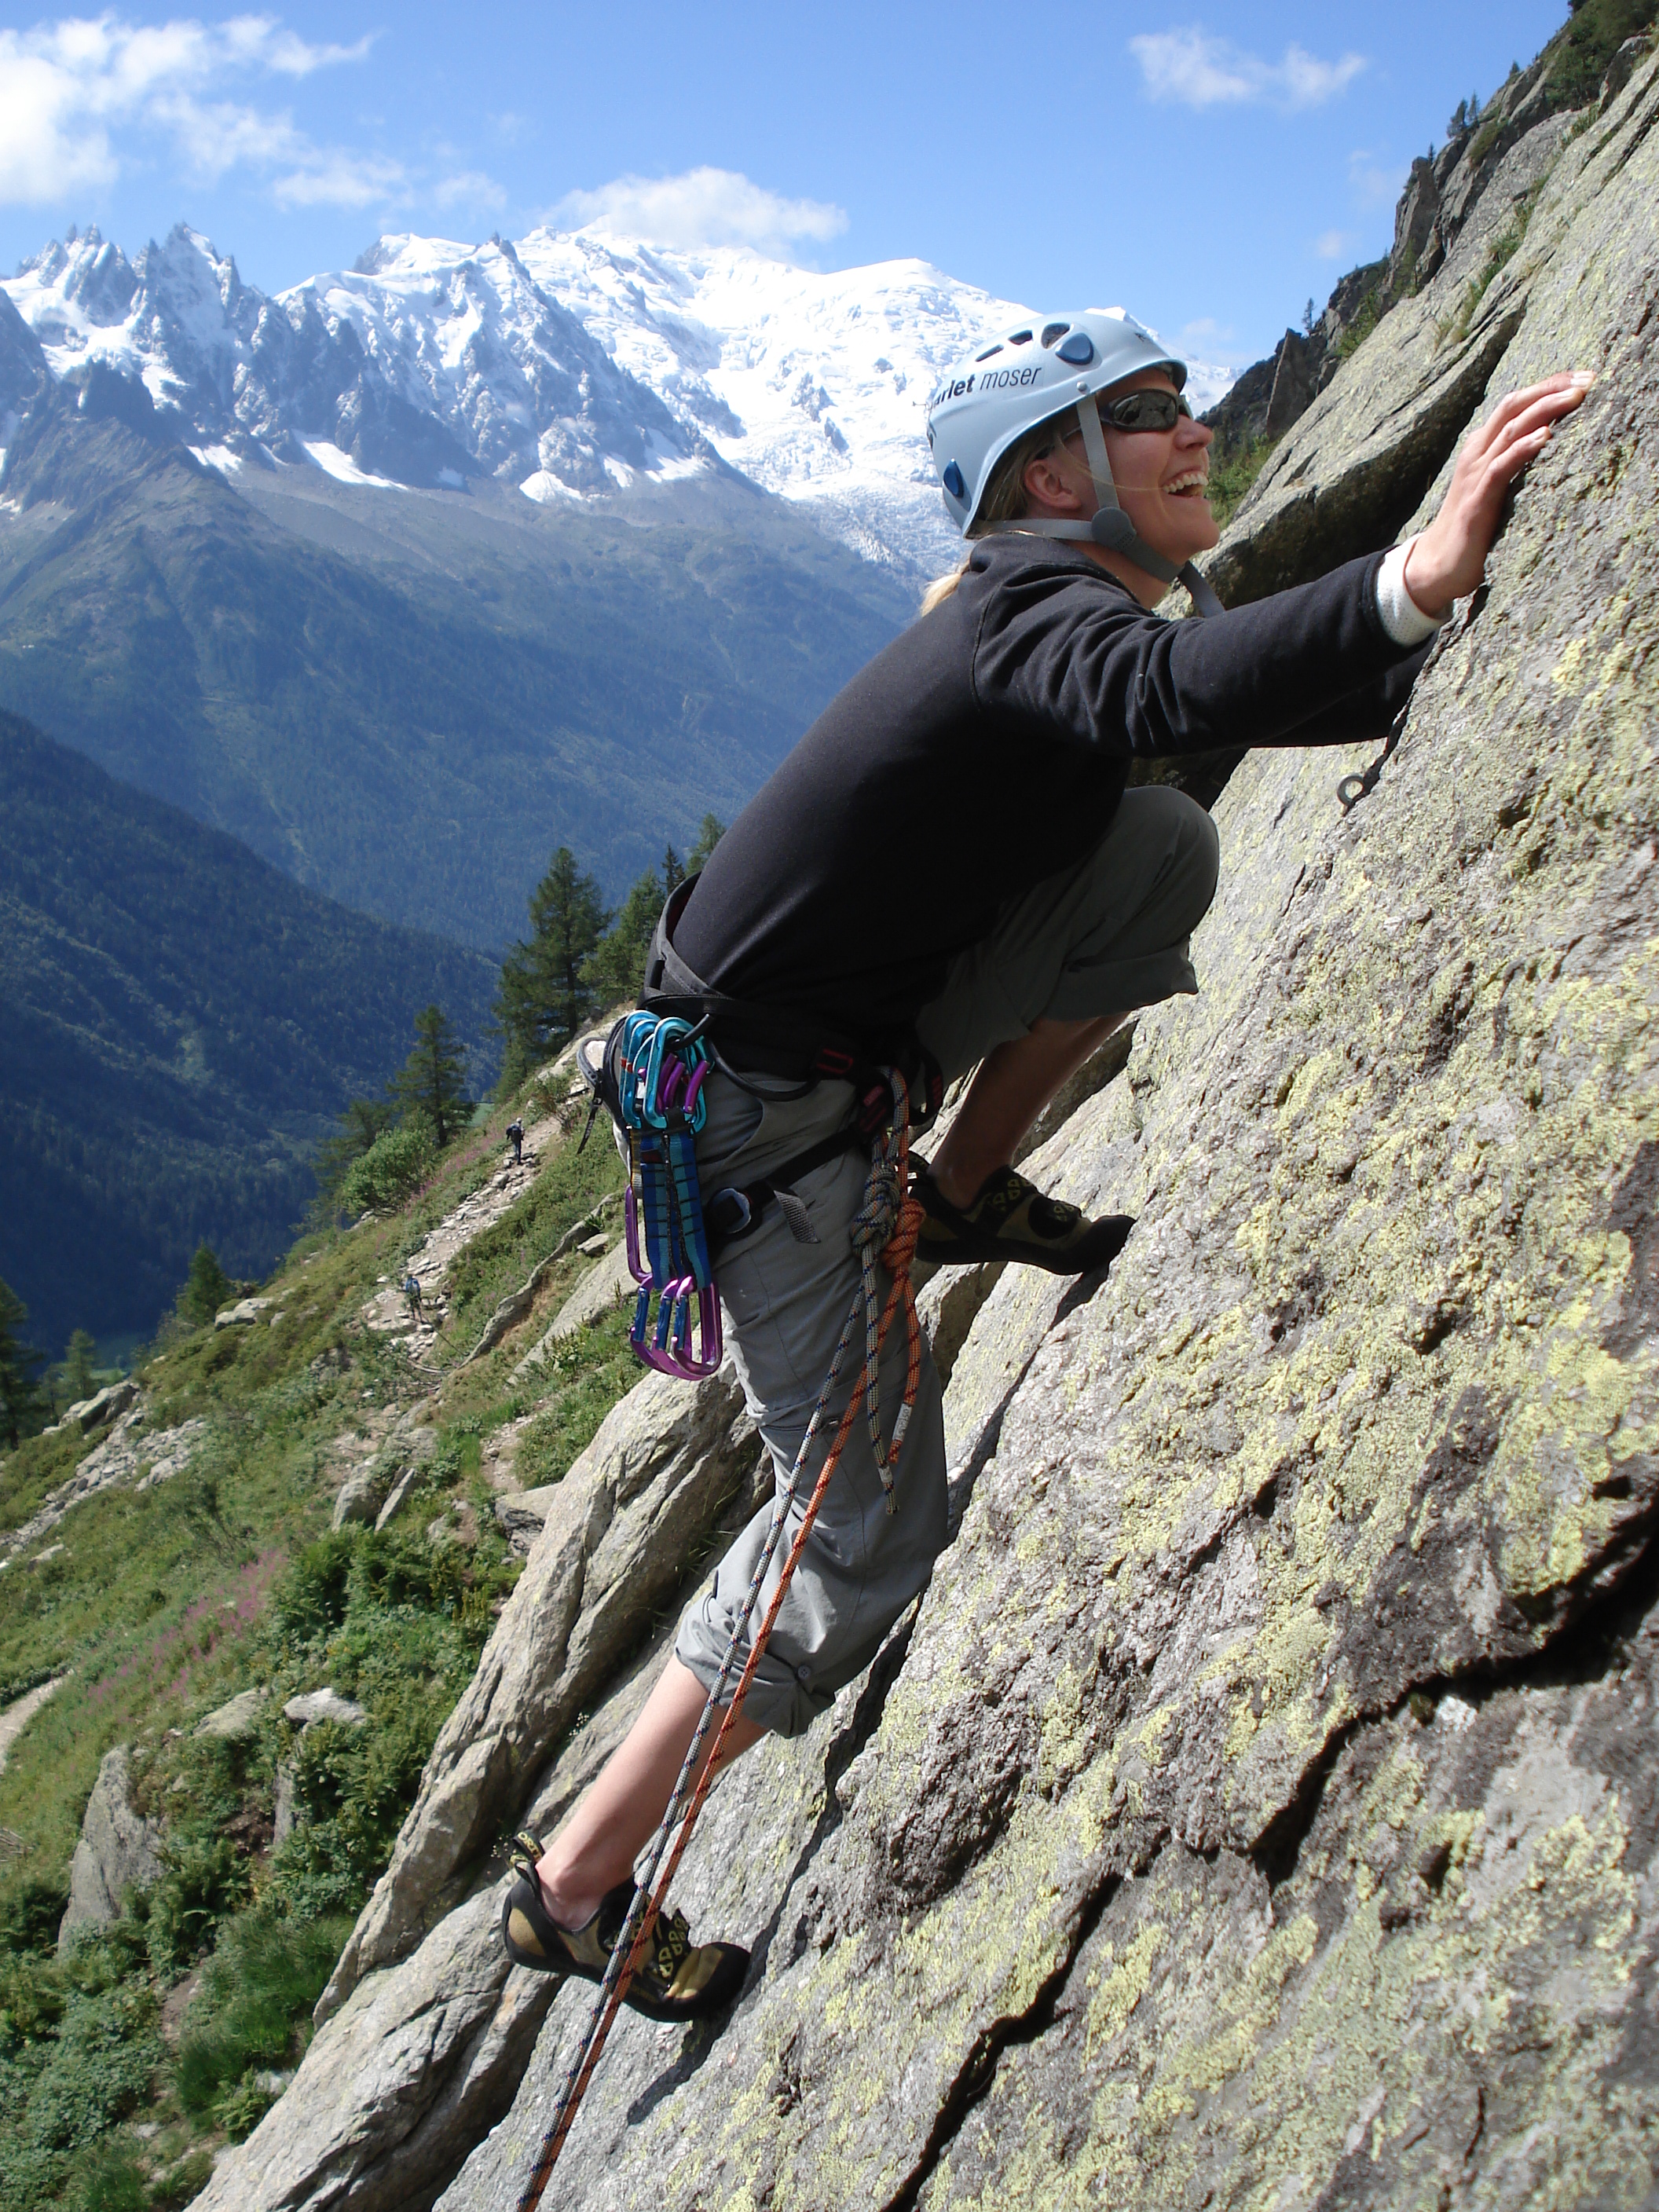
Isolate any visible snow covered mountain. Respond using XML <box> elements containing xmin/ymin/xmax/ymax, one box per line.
<box><xmin>2</xmin><ymin>222</ymin><xmax>1231</xmax><ymax>578</ymax></box>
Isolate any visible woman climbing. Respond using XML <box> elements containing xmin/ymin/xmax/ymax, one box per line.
<box><xmin>502</xmin><ymin>308</ymin><xmax>1592</xmax><ymax>2020</ymax></box>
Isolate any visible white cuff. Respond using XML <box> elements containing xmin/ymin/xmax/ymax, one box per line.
<box><xmin>1376</xmin><ymin>537</ymin><xmax>1449</xmax><ymax>646</ymax></box>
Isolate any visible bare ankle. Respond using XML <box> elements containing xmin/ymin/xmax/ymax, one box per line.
<box><xmin>533</xmin><ymin>1851</ymin><xmax>607</xmax><ymax>1932</ymax></box>
<box><xmin>928</xmin><ymin>1155</ymin><xmax>992</xmax><ymax>1210</ymax></box>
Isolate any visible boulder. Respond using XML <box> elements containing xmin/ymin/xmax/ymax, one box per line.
<box><xmin>548</xmin><ymin>1241</ymin><xmax>632</xmax><ymax>1342</ymax></box>
<box><xmin>53</xmin><ymin>1378</ymin><xmax>137</xmax><ymax>1434</ymax></box>
<box><xmin>58</xmin><ymin>1746</ymin><xmax>163</xmax><ymax>1948</ymax></box>
<box><xmin>273</xmin><ymin>1765</ymin><xmax>298</xmax><ymax>1848</ymax></box>
<box><xmin>284</xmin><ymin>1689</ymin><xmax>368</xmax><ymax>1730</ymax></box>
<box><xmin>493</xmin><ymin>1487</ymin><xmax>561</xmax><ymax>1556</ymax></box>
<box><xmin>195</xmin><ymin>1688</ymin><xmax>266</xmax><ymax>1741</ymax></box>
<box><xmin>214</xmin><ymin>1297</ymin><xmax>273</xmax><ymax>1330</ymax></box>
<box><xmin>331</xmin><ymin>1467</ymin><xmax>386</xmax><ymax>1530</ymax></box>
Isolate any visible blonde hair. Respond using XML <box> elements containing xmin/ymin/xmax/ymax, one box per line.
<box><xmin>918</xmin><ymin>407</ymin><xmax>1076</xmax><ymax>614</ymax></box>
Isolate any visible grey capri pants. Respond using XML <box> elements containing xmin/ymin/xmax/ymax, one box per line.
<box><xmin>676</xmin><ymin>784</ymin><xmax>1220</xmax><ymax>1736</ymax></box>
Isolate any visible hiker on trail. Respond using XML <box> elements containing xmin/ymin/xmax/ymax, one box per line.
<box><xmin>402</xmin><ymin>1272</ymin><xmax>423</xmax><ymax>1320</ymax></box>
<box><xmin>507</xmin><ymin>1119</ymin><xmax>525</xmax><ymax>1166</ymax></box>
<box><xmin>504</xmin><ymin>313</ymin><xmax>1592</xmax><ymax>2020</ymax></box>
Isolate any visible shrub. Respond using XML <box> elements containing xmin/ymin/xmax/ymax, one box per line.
<box><xmin>146</xmin><ymin>1829</ymin><xmax>250</xmax><ymax>1973</ymax></box>
<box><xmin>62</xmin><ymin>2136</ymin><xmax>147</xmax><ymax>2212</ymax></box>
<box><xmin>339</xmin><ymin>1122</ymin><xmax>435</xmax><ymax>1216</ymax></box>
<box><xmin>175</xmin><ymin>1906</ymin><xmax>351</xmax><ymax>2117</ymax></box>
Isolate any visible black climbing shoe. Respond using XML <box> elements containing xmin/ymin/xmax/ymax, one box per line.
<box><xmin>500</xmin><ymin>1833</ymin><xmax>749</xmax><ymax>2023</ymax></box>
<box><xmin>913</xmin><ymin>1163</ymin><xmax>1133</xmax><ymax>1276</ymax></box>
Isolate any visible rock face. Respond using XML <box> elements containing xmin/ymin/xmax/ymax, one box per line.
<box><xmin>1202</xmin><ymin>31</ymin><xmax>1645</xmax><ymax>461</ymax></box>
<box><xmin>203</xmin><ymin>53</ymin><xmax>1659</xmax><ymax>2212</ymax></box>
<box><xmin>58</xmin><ymin>1746</ymin><xmax>163</xmax><ymax>1950</ymax></box>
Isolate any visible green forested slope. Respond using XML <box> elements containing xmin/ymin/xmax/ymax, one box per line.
<box><xmin>0</xmin><ymin>710</ymin><xmax>496</xmax><ymax>1349</ymax></box>
<box><xmin>0</xmin><ymin>387</ymin><xmax>911</xmax><ymax>949</ymax></box>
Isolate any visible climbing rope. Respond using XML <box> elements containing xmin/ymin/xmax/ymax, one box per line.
<box><xmin>513</xmin><ymin>1071</ymin><xmax>925</xmax><ymax>2207</ymax></box>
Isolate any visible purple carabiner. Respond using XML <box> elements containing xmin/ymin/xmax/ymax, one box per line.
<box><xmin>624</xmin><ymin>1183</ymin><xmax>650</xmax><ymax>1287</ymax></box>
<box><xmin>633</xmin><ymin>1278</ymin><xmax>723</xmax><ymax>1379</ymax></box>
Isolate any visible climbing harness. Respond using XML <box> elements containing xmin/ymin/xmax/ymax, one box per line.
<box><xmin>512</xmin><ymin>1071</ymin><xmax>925</xmax><ymax>2207</ymax></box>
<box><xmin>610</xmin><ymin>1011</ymin><xmax>723</xmax><ymax>1380</ymax></box>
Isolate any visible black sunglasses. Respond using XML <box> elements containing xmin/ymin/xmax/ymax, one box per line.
<box><xmin>1095</xmin><ymin>390</ymin><xmax>1193</xmax><ymax>432</ymax></box>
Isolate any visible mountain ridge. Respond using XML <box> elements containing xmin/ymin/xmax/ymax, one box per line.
<box><xmin>0</xmin><ymin>705</ymin><xmax>499</xmax><ymax>1350</ymax></box>
<box><xmin>3</xmin><ymin>221</ymin><xmax>1232</xmax><ymax>580</ymax></box>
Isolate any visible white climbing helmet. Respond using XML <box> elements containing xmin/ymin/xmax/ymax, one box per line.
<box><xmin>926</xmin><ymin>308</ymin><xmax>1221</xmax><ymax>614</ymax></box>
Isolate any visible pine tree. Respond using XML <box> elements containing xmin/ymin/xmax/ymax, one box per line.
<box><xmin>584</xmin><ymin>865</ymin><xmax>668</xmax><ymax>1013</ymax></box>
<box><xmin>687</xmin><ymin>814</ymin><xmax>726</xmax><ymax>871</ymax></box>
<box><xmin>0</xmin><ymin>1279</ymin><xmax>45</xmax><ymax>1449</ymax></box>
<box><xmin>61</xmin><ymin>1329</ymin><xmax>97</xmax><ymax>1405</ymax></box>
<box><xmin>180</xmin><ymin>1244</ymin><xmax>233</xmax><ymax>1327</ymax></box>
<box><xmin>495</xmin><ymin>847</ymin><xmax>610</xmax><ymax>1067</ymax></box>
<box><xmin>391</xmin><ymin>1005</ymin><xmax>474</xmax><ymax>1149</ymax></box>
<box><xmin>662</xmin><ymin>844</ymin><xmax>684</xmax><ymax>897</ymax></box>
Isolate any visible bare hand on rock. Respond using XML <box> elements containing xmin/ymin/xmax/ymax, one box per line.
<box><xmin>1404</xmin><ymin>372</ymin><xmax>1595</xmax><ymax>613</ymax></box>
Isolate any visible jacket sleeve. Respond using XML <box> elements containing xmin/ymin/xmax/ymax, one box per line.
<box><xmin>974</xmin><ymin>549</ymin><xmax>1430</xmax><ymax>757</ymax></box>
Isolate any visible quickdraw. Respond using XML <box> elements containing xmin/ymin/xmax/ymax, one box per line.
<box><xmin>613</xmin><ymin>1011</ymin><xmax>723</xmax><ymax>1381</ymax></box>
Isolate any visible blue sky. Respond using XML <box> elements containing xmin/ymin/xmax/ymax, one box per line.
<box><xmin>0</xmin><ymin>2</ymin><xmax>1568</xmax><ymax>370</ymax></box>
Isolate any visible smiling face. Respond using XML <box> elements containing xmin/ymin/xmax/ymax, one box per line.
<box><xmin>1021</xmin><ymin>368</ymin><xmax>1219</xmax><ymax>596</ymax></box>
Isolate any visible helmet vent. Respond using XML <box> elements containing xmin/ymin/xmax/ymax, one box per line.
<box><xmin>1040</xmin><ymin>322</ymin><xmax>1070</xmax><ymax>348</ymax></box>
<box><xmin>942</xmin><ymin>461</ymin><xmax>966</xmax><ymax>500</ymax></box>
<box><xmin>1056</xmin><ymin>331</ymin><xmax>1095</xmax><ymax>366</ymax></box>
<box><xmin>1007</xmin><ymin>330</ymin><xmax>1032</xmax><ymax>346</ymax></box>
<box><xmin>976</xmin><ymin>343</ymin><xmax>1003</xmax><ymax>362</ymax></box>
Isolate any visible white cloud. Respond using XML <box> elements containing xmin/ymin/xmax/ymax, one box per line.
<box><xmin>434</xmin><ymin>169</ymin><xmax>507</xmax><ymax>213</ymax></box>
<box><xmin>1130</xmin><ymin>28</ymin><xmax>1367</xmax><ymax>112</ymax></box>
<box><xmin>1314</xmin><ymin>229</ymin><xmax>1355</xmax><ymax>260</ymax></box>
<box><xmin>1348</xmin><ymin>148</ymin><xmax>1408</xmax><ymax>209</ymax></box>
<box><xmin>551</xmin><ymin>167</ymin><xmax>848</xmax><ymax>259</ymax></box>
<box><xmin>273</xmin><ymin>149</ymin><xmax>408</xmax><ymax>210</ymax></box>
<box><xmin>0</xmin><ymin>13</ymin><xmax>383</xmax><ymax>209</ymax></box>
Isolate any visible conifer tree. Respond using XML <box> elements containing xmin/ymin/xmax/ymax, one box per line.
<box><xmin>495</xmin><ymin>847</ymin><xmax>610</xmax><ymax>1067</ymax></box>
<box><xmin>61</xmin><ymin>1329</ymin><xmax>97</xmax><ymax>1405</ymax></box>
<box><xmin>392</xmin><ymin>1005</ymin><xmax>473</xmax><ymax>1148</ymax></box>
<box><xmin>584</xmin><ymin>866</ymin><xmax>668</xmax><ymax>1013</ymax></box>
<box><xmin>687</xmin><ymin>814</ymin><xmax>726</xmax><ymax>871</ymax></box>
<box><xmin>180</xmin><ymin>1244</ymin><xmax>233</xmax><ymax>1327</ymax></box>
<box><xmin>0</xmin><ymin>1279</ymin><xmax>45</xmax><ymax>1449</ymax></box>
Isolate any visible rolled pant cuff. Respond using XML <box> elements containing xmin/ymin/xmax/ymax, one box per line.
<box><xmin>675</xmin><ymin>1617</ymin><xmax>832</xmax><ymax>1740</ymax></box>
<box><xmin>1042</xmin><ymin>945</ymin><xmax>1199</xmax><ymax>1026</ymax></box>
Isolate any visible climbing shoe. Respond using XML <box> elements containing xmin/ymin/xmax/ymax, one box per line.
<box><xmin>500</xmin><ymin>1833</ymin><xmax>749</xmax><ymax>2023</ymax></box>
<box><xmin>913</xmin><ymin>1162</ymin><xmax>1133</xmax><ymax>1276</ymax></box>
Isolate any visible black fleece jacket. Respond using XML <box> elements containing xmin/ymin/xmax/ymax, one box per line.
<box><xmin>676</xmin><ymin>536</ymin><xmax>1430</xmax><ymax>1042</ymax></box>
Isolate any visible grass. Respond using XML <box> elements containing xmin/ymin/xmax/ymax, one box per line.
<box><xmin>0</xmin><ymin>1068</ymin><xmax>643</xmax><ymax>2204</ymax></box>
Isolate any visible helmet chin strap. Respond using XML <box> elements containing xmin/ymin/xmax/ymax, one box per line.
<box><xmin>991</xmin><ymin>397</ymin><xmax>1224</xmax><ymax>619</ymax></box>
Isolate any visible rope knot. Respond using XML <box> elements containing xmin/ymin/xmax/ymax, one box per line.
<box><xmin>851</xmin><ymin>1157</ymin><xmax>900</xmax><ymax>1257</ymax></box>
